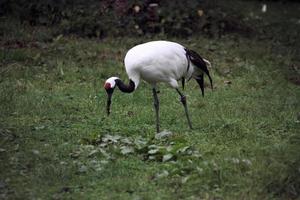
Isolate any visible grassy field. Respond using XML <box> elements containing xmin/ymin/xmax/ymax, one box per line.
<box><xmin>1</xmin><ymin>3</ymin><xmax>300</xmax><ymax>200</ymax></box>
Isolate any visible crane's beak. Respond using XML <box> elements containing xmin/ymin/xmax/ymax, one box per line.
<box><xmin>105</xmin><ymin>88</ymin><xmax>114</xmax><ymax>116</ymax></box>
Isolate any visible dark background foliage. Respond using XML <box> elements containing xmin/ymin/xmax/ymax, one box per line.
<box><xmin>1</xmin><ymin>0</ymin><xmax>289</xmax><ymax>38</ymax></box>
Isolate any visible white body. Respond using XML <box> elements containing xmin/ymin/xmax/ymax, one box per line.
<box><xmin>124</xmin><ymin>41</ymin><xmax>194</xmax><ymax>89</ymax></box>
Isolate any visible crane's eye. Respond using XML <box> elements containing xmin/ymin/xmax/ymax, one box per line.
<box><xmin>104</xmin><ymin>82</ymin><xmax>111</xmax><ymax>90</ymax></box>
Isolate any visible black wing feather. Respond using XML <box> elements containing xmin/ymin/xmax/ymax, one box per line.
<box><xmin>196</xmin><ymin>74</ymin><xmax>205</xmax><ymax>97</ymax></box>
<box><xmin>184</xmin><ymin>48</ymin><xmax>213</xmax><ymax>95</ymax></box>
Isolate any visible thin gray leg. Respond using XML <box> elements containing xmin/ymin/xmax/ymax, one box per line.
<box><xmin>176</xmin><ymin>89</ymin><xmax>193</xmax><ymax>129</ymax></box>
<box><xmin>152</xmin><ymin>88</ymin><xmax>160</xmax><ymax>133</ymax></box>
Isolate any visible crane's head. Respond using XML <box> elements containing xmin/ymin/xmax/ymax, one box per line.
<box><xmin>104</xmin><ymin>77</ymin><xmax>119</xmax><ymax>116</ymax></box>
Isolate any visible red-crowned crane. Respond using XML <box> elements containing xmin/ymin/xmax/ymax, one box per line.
<box><xmin>104</xmin><ymin>41</ymin><xmax>213</xmax><ymax>133</ymax></box>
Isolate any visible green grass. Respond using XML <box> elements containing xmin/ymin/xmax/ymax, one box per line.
<box><xmin>1</xmin><ymin>6</ymin><xmax>300</xmax><ymax>200</ymax></box>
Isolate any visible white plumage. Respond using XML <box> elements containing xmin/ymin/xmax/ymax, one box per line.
<box><xmin>124</xmin><ymin>41</ymin><xmax>191</xmax><ymax>89</ymax></box>
<box><xmin>104</xmin><ymin>40</ymin><xmax>213</xmax><ymax>133</ymax></box>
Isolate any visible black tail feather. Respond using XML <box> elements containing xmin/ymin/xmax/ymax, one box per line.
<box><xmin>185</xmin><ymin>48</ymin><xmax>213</xmax><ymax>95</ymax></box>
<box><xmin>195</xmin><ymin>74</ymin><xmax>205</xmax><ymax>97</ymax></box>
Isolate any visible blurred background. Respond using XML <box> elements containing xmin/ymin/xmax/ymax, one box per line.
<box><xmin>0</xmin><ymin>0</ymin><xmax>299</xmax><ymax>40</ymax></box>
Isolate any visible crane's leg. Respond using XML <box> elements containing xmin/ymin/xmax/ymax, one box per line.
<box><xmin>152</xmin><ymin>88</ymin><xmax>160</xmax><ymax>133</ymax></box>
<box><xmin>176</xmin><ymin>89</ymin><xmax>193</xmax><ymax>129</ymax></box>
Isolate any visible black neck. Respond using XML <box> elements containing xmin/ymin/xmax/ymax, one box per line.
<box><xmin>115</xmin><ymin>79</ymin><xmax>135</xmax><ymax>93</ymax></box>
